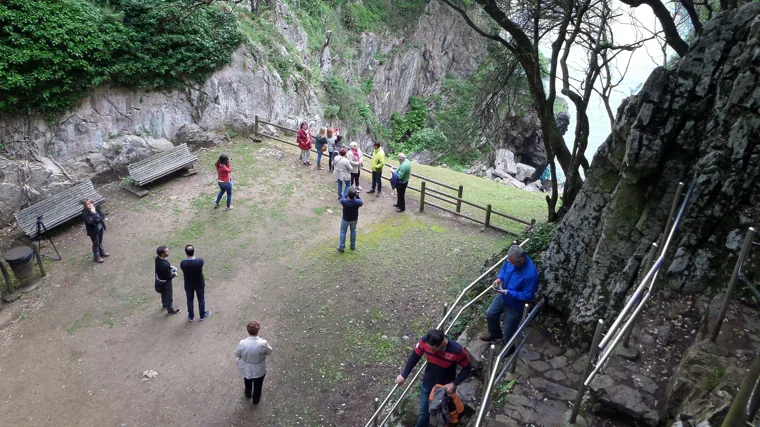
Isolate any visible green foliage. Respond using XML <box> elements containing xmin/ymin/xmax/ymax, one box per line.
<box><xmin>323</xmin><ymin>74</ymin><xmax>385</xmax><ymax>139</ymax></box>
<box><xmin>518</xmin><ymin>222</ymin><xmax>557</xmax><ymax>255</ymax></box>
<box><xmin>390</xmin><ymin>97</ymin><xmax>427</xmax><ymax>148</ymax></box>
<box><xmin>402</xmin><ymin>128</ymin><xmax>447</xmax><ymax>154</ymax></box>
<box><xmin>0</xmin><ymin>0</ymin><xmax>242</xmax><ymax>114</ymax></box>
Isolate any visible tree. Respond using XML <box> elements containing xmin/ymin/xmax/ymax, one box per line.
<box><xmin>439</xmin><ymin>0</ymin><xmax>649</xmax><ymax>221</ymax></box>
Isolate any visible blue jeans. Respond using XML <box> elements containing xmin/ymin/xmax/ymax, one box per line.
<box><xmin>215</xmin><ymin>181</ymin><xmax>232</xmax><ymax>208</ymax></box>
<box><xmin>416</xmin><ymin>383</ymin><xmax>431</xmax><ymax>427</ymax></box>
<box><xmin>339</xmin><ymin>219</ymin><xmax>357</xmax><ymax>250</ymax></box>
<box><xmin>336</xmin><ymin>179</ymin><xmax>350</xmax><ymax>199</ymax></box>
<box><xmin>316</xmin><ymin>146</ymin><xmax>324</xmax><ymax>166</ymax></box>
<box><xmin>486</xmin><ymin>296</ymin><xmax>524</xmax><ymax>345</ymax></box>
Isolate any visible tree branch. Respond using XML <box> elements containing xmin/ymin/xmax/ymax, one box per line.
<box><xmin>619</xmin><ymin>0</ymin><xmax>689</xmax><ymax>56</ymax></box>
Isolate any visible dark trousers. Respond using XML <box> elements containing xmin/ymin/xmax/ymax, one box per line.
<box><xmin>161</xmin><ymin>281</ymin><xmax>174</xmax><ymax>311</ymax></box>
<box><xmin>89</xmin><ymin>231</ymin><xmax>105</xmax><ymax>259</ymax></box>
<box><xmin>396</xmin><ymin>182</ymin><xmax>408</xmax><ymax>210</ymax></box>
<box><xmin>328</xmin><ymin>152</ymin><xmax>335</xmax><ymax>171</ymax></box>
<box><xmin>371</xmin><ymin>170</ymin><xmax>382</xmax><ymax>192</ymax></box>
<box><xmin>351</xmin><ymin>172</ymin><xmax>360</xmax><ymax>187</ymax></box>
<box><xmin>416</xmin><ymin>383</ymin><xmax>432</xmax><ymax>427</ymax></box>
<box><xmin>244</xmin><ymin>375</ymin><xmax>266</xmax><ymax>404</ymax></box>
<box><xmin>185</xmin><ymin>286</ymin><xmax>205</xmax><ymax>319</ymax></box>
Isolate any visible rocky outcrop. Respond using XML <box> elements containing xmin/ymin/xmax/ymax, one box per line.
<box><xmin>0</xmin><ymin>30</ymin><xmax>322</xmax><ymax>223</ymax></box>
<box><xmin>541</xmin><ymin>4</ymin><xmax>760</xmax><ymax>343</ymax></box>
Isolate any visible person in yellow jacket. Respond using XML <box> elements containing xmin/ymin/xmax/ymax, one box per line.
<box><xmin>367</xmin><ymin>141</ymin><xmax>386</xmax><ymax>197</ymax></box>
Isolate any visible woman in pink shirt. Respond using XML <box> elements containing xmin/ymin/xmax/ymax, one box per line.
<box><xmin>214</xmin><ymin>153</ymin><xmax>233</xmax><ymax>210</ymax></box>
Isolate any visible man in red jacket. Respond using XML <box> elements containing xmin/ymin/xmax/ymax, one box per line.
<box><xmin>395</xmin><ymin>329</ymin><xmax>472</xmax><ymax>427</ymax></box>
<box><xmin>297</xmin><ymin>121</ymin><xmax>312</xmax><ymax>166</ymax></box>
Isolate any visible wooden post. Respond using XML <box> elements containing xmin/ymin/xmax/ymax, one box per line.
<box><xmin>254</xmin><ymin>115</ymin><xmax>259</xmax><ymax>136</ymax></box>
<box><xmin>456</xmin><ymin>185</ymin><xmax>463</xmax><ymax>213</ymax></box>
<box><xmin>570</xmin><ymin>319</ymin><xmax>605</xmax><ymax>423</ymax></box>
<box><xmin>485</xmin><ymin>204</ymin><xmax>492</xmax><ymax>229</ymax></box>
<box><xmin>33</xmin><ymin>242</ymin><xmax>47</xmax><ymax>277</ymax></box>
<box><xmin>420</xmin><ymin>181</ymin><xmax>426</xmax><ymax>213</ymax></box>
<box><xmin>0</xmin><ymin>261</ymin><xmax>12</xmax><ymax>293</ymax></box>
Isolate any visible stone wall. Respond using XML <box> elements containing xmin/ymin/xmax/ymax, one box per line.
<box><xmin>540</xmin><ymin>4</ymin><xmax>760</xmax><ymax>343</ymax></box>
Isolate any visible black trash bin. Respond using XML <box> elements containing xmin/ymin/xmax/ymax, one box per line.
<box><xmin>4</xmin><ymin>246</ymin><xmax>35</xmax><ymax>280</ymax></box>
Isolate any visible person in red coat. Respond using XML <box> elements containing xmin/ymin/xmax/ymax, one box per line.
<box><xmin>214</xmin><ymin>153</ymin><xmax>233</xmax><ymax>210</ymax></box>
<box><xmin>297</xmin><ymin>121</ymin><xmax>312</xmax><ymax>166</ymax></box>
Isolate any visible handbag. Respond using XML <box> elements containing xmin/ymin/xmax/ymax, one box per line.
<box><xmin>321</xmin><ymin>145</ymin><xmax>327</xmax><ymax>153</ymax></box>
<box><xmin>154</xmin><ymin>273</ymin><xmax>166</xmax><ymax>293</ymax></box>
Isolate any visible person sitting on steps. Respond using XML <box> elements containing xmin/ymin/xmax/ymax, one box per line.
<box><xmin>480</xmin><ymin>245</ymin><xmax>538</xmax><ymax>346</ymax></box>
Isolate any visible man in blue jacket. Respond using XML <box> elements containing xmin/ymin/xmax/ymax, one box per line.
<box><xmin>337</xmin><ymin>187</ymin><xmax>363</xmax><ymax>252</ymax></box>
<box><xmin>480</xmin><ymin>245</ymin><xmax>539</xmax><ymax>345</ymax></box>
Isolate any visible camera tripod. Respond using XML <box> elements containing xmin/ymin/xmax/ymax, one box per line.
<box><xmin>35</xmin><ymin>216</ymin><xmax>62</xmax><ymax>261</ymax></box>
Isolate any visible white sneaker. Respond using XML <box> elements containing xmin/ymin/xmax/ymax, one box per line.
<box><xmin>357</xmin><ymin>186</ymin><xmax>363</xmax><ymax>191</ymax></box>
<box><xmin>226</xmin><ymin>206</ymin><xmax>234</xmax><ymax>211</ymax></box>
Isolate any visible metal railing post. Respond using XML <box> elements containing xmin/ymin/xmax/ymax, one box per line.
<box><xmin>722</xmin><ymin>352</ymin><xmax>760</xmax><ymax>426</ymax></box>
<box><xmin>711</xmin><ymin>227</ymin><xmax>757</xmax><ymax>342</ymax></box>
<box><xmin>509</xmin><ymin>304</ymin><xmax>530</xmax><ymax>374</ymax></box>
<box><xmin>485</xmin><ymin>204</ymin><xmax>492</xmax><ymax>230</ymax></box>
<box><xmin>570</xmin><ymin>319</ymin><xmax>604</xmax><ymax>423</ymax></box>
<box><xmin>33</xmin><ymin>242</ymin><xmax>47</xmax><ymax>277</ymax></box>
<box><xmin>658</xmin><ymin>182</ymin><xmax>685</xmax><ymax>251</ymax></box>
<box><xmin>373</xmin><ymin>398</ymin><xmax>379</xmax><ymax>427</ymax></box>
<box><xmin>623</xmin><ymin>242</ymin><xmax>658</xmax><ymax>348</ymax></box>
<box><xmin>420</xmin><ymin>181</ymin><xmax>426</xmax><ymax>213</ymax></box>
<box><xmin>486</xmin><ymin>344</ymin><xmax>496</xmax><ymax>384</ymax></box>
<box><xmin>456</xmin><ymin>185</ymin><xmax>463</xmax><ymax>213</ymax></box>
<box><xmin>442</xmin><ymin>302</ymin><xmax>448</xmax><ymax>323</ymax></box>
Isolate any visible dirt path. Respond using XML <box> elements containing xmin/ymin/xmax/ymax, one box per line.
<box><xmin>0</xmin><ymin>139</ymin><xmax>511</xmax><ymax>427</ymax></box>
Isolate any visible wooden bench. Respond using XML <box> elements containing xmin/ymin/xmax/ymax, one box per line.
<box><xmin>127</xmin><ymin>143</ymin><xmax>198</xmax><ymax>188</ymax></box>
<box><xmin>13</xmin><ymin>180</ymin><xmax>105</xmax><ymax>238</ymax></box>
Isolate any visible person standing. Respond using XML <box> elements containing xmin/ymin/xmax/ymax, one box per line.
<box><xmin>82</xmin><ymin>199</ymin><xmax>108</xmax><ymax>263</ymax></box>
<box><xmin>155</xmin><ymin>246</ymin><xmax>181</xmax><ymax>315</ymax></box>
<box><xmin>480</xmin><ymin>245</ymin><xmax>539</xmax><ymax>345</ymax></box>
<box><xmin>179</xmin><ymin>245</ymin><xmax>210</xmax><ymax>322</ymax></box>
<box><xmin>314</xmin><ymin>127</ymin><xmax>327</xmax><ymax>170</ymax></box>
<box><xmin>297</xmin><ymin>121</ymin><xmax>312</xmax><ymax>166</ymax></box>
<box><xmin>395</xmin><ymin>329</ymin><xmax>472</xmax><ymax>427</ymax></box>
<box><xmin>392</xmin><ymin>153</ymin><xmax>411</xmax><ymax>212</ymax></box>
<box><xmin>337</xmin><ymin>187</ymin><xmax>363</xmax><ymax>253</ymax></box>
<box><xmin>347</xmin><ymin>141</ymin><xmax>363</xmax><ymax>191</ymax></box>
<box><xmin>234</xmin><ymin>320</ymin><xmax>273</xmax><ymax>405</ymax></box>
<box><xmin>215</xmin><ymin>153</ymin><xmax>233</xmax><ymax>211</ymax></box>
<box><xmin>333</xmin><ymin>147</ymin><xmax>352</xmax><ymax>200</ymax></box>
<box><xmin>367</xmin><ymin>141</ymin><xmax>385</xmax><ymax>197</ymax></box>
<box><xmin>326</xmin><ymin>128</ymin><xmax>337</xmax><ymax>172</ymax></box>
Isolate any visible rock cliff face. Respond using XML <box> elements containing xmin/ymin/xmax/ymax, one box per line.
<box><xmin>0</xmin><ymin>41</ymin><xmax>321</xmax><ymax>221</ymax></box>
<box><xmin>541</xmin><ymin>4</ymin><xmax>760</xmax><ymax>343</ymax></box>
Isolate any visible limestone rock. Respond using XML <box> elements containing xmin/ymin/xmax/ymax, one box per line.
<box><xmin>456</xmin><ymin>376</ymin><xmax>482</xmax><ymax>409</ymax></box>
<box><xmin>494</xmin><ymin>148</ymin><xmax>517</xmax><ymax>176</ymax></box>
<box><xmin>530</xmin><ymin>378</ymin><xmax>576</xmax><ymax>401</ymax></box>
<box><xmin>175</xmin><ymin>123</ymin><xmax>221</xmax><ymax>147</ymax></box>
<box><xmin>541</xmin><ymin>2</ymin><xmax>760</xmax><ymax>343</ymax></box>
<box><xmin>514</xmin><ymin>163</ymin><xmax>537</xmax><ymax>182</ymax></box>
<box><xmin>499</xmin><ymin>174</ymin><xmax>527</xmax><ymax>189</ymax></box>
<box><xmin>545</xmin><ymin>369</ymin><xmax>568</xmax><ymax>382</ymax></box>
<box><xmin>590</xmin><ymin>382</ymin><xmax>659</xmax><ymax>425</ymax></box>
<box><xmin>409</xmin><ymin>149</ymin><xmax>439</xmax><ymax>165</ymax></box>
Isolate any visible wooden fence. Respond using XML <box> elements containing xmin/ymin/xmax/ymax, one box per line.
<box><xmin>253</xmin><ymin>116</ymin><xmax>535</xmax><ymax>235</ymax></box>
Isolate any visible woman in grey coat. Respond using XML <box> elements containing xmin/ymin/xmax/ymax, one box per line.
<box><xmin>333</xmin><ymin>147</ymin><xmax>353</xmax><ymax>200</ymax></box>
<box><xmin>234</xmin><ymin>320</ymin><xmax>273</xmax><ymax>404</ymax></box>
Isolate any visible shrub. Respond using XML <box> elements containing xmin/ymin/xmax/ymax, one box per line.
<box><xmin>0</xmin><ymin>0</ymin><xmax>241</xmax><ymax>115</ymax></box>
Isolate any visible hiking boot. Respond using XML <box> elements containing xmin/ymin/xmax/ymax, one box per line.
<box><xmin>100</xmin><ymin>252</ymin><xmax>110</xmax><ymax>257</ymax></box>
<box><xmin>376</xmin><ymin>191</ymin><xmax>381</xmax><ymax>197</ymax></box>
<box><xmin>367</xmin><ymin>189</ymin><xmax>375</xmax><ymax>194</ymax></box>
<box><xmin>94</xmin><ymin>257</ymin><xmax>104</xmax><ymax>264</ymax></box>
<box><xmin>226</xmin><ymin>206</ymin><xmax>234</xmax><ymax>211</ymax></box>
<box><xmin>336</xmin><ymin>247</ymin><xmax>344</xmax><ymax>253</ymax></box>
<box><xmin>479</xmin><ymin>332</ymin><xmax>503</xmax><ymax>342</ymax></box>
<box><xmin>318</xmin><ymin>165</ymin><xmax>324</xmax><ymax>170</ymax></box>
<box><xmin>168</xmin><ymin>309</ymin><xmax>181</xmax><ymax>315</ymax></box>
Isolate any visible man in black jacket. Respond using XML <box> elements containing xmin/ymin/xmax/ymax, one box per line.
<box><xmin>82</xmin><ymin>199</ymin><xmax>108</xmax><ymax>263</ymax></box>
<box><xmin>179</xmin><ymin>245</ymin><xmax>210</xmax><ymax>322</ymax></box>
<box><xmin>155</xmin><ymin>246</ymin><xmax>180</xmax><ymax>315</ymax></box>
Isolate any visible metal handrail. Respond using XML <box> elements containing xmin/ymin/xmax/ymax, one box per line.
<box><xmin>474</xmin><ymin>299</ymin><xmax>545</xmax><ymax>426</ymax></box>
<box><xmin>584</xmin><ymin>179</ymin><xmax>697</xmax><ymax>387</ymax></box>
<box><xmin>363</xmin><ymin>239</ymin><xmax>530</xmax><ymax>427</ymax></box>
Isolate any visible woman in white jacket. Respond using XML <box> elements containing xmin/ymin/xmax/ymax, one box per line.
<box><xmin>333</xmin><ymin>147</ymin><xmax>353</xmax><ymax>200</ymax></box>
<box><xmin>234</xmin><ymin>320</ymin><xmax>273</xmax><ymax>404</ymax></box>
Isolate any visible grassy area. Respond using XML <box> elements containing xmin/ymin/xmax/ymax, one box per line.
<box><xmin>380</xmin><ymin>156</ymin><xmax>547</xmax><ymax>234</ymax></box>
